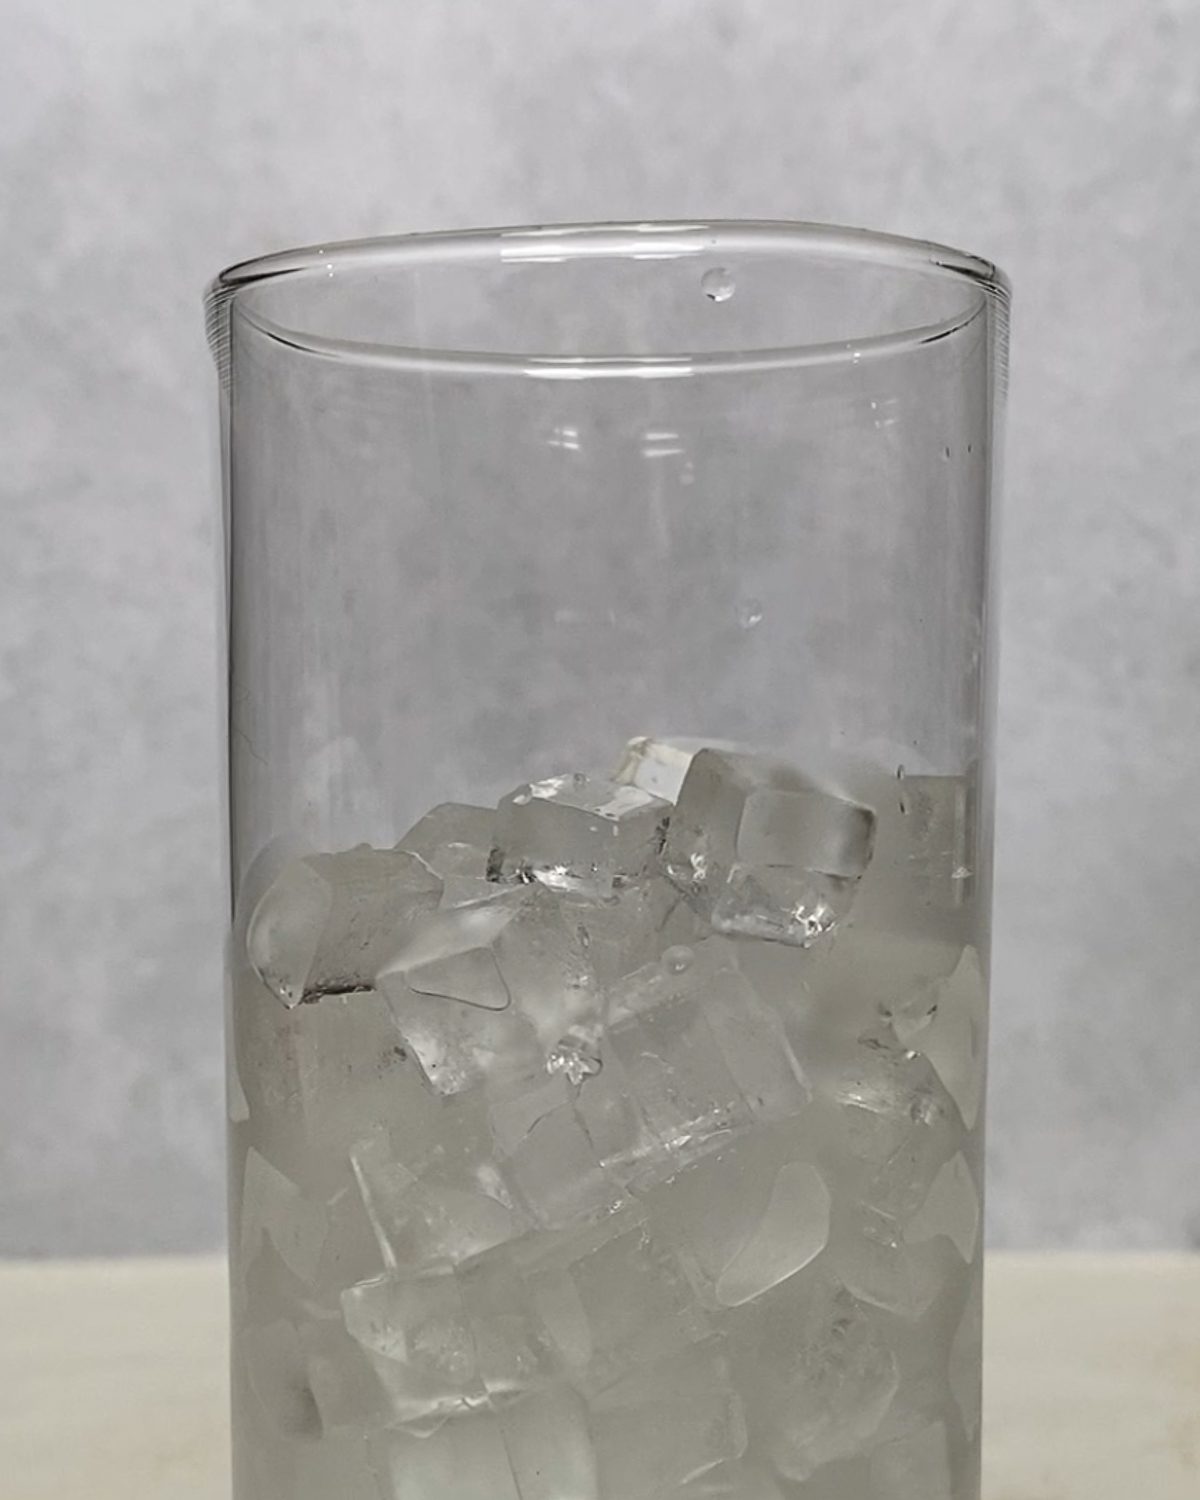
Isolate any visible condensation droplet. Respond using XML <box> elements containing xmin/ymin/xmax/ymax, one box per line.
<box><xmin>662</xmin><ymin>945</ymin><xmax>695</xmax><ymax>975</ymax></box>
<box><xmin>701</xmin><ymin>267</ymin><xmax>736</xmax><ymax>303</ymax></box>
<box><xmin>737</xmin><ymin>598</ymin><xmax>764</xmax><ymax>629</ymax></box>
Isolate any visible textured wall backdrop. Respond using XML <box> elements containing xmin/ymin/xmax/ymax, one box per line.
<box><xmin>3</xmin><ymin>0</ymin><xmax>1198</xmax><ymax>1255</ymax></box>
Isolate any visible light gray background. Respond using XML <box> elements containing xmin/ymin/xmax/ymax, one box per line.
<box><xmin>3</xmin><ymin>0</ymin><xmax>1198</xmax><ymax>1256</ymax></box>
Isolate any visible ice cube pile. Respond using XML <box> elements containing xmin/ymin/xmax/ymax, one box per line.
<box><xmin>232</xmin><ymin>741</ymin><xmax>986</xmax><ymax>1500</ymax></box>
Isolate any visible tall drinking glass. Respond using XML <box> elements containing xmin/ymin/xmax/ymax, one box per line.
<box><xmin>207</xmin><ymin>221</ymin><xmax>1009</xmax><ymax>1500</ymax></box>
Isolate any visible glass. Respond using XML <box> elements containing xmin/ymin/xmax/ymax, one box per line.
<box><xmin>207</xmin><ymin>221</ymin><xmax>1009</xmax><ymax>1500</ymax></box>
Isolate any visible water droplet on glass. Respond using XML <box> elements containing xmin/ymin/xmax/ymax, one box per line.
<box><xmin>701</xmin><ymin>267</ymin><xmax>735</xmax><ymax>303</ymax></box>
<box><xmin>737</xmin><ymin>598</ymin><xmax>764</xmax><ymax>630</ymax></box>
<box><xmin>662</xmin><ymin>944</ymin><xmax>695</xmax><ymax>975</ymax></box>
<box><xmin>546</xmin><ymin>1037</ymin><xmax>602</xmax><ymax>1086</ymax></box>
<box><xmin>942</xmin><ymin>446</ymin><xmax>952</xmax><ymax>461</ymax></box>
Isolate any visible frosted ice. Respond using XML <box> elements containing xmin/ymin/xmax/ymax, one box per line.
<box><xmin>904</xmin><ymin>1152</ymin><xmax>980</xmax><ymax>1263</ymax></box>
<box><xmin>247</xmin><ymin>847</ymin><xmax>441</xmax><ymax>1006</ymax></box>
<box><xmin>868</xmin><ymin>1421</ymin><xmax>953</xmax><ymax>1500</ymax></box>
<box><xmin>490</xmin><ymin>772</ymin><xmax>670</xmax><ymax>898</ymax></box>
<box><xmin>605</xmin><ymin>940</ymin><xmax>809</xmax><ymax>1168</ymax></box>
<box><xmin>759</xmin><ymin>1281</ymin><xmax>899</xmax><ymax>1481</ymax></box>
<box><xmin>341</xmin><ymin>1271</ymin><xmax>487</xmax><ymax>1426</ymax></box>
<box><xmin>662</xmin><ymin>750</ymin><xmax>875</xmax><ymax>947</ymax></box>
<box><xmin>715</xmin><ymin>1163</ymin><xmax>831</xmax><ymax>1308</ymax></box>
<box><xmin>612</xmin><ymin>735</ymin><xmax>741</xmax><ymax>803</ymax></box>
<box><xmin>455</xmin><ymin>1246</ymin><xmax>564</xmax><ymax>1401</ymax></box>
<box><xmin>396</xmin><ymin>802</ymin><xmax>494</xmax><ymax>882</ymax></box>
<box><xmin>240</xmin><ymin>1148</ymin><xmax>328</xmax><ymax>1286</ymax></box>
<box><xmin>591</xmin><ymin>1343</ymin><xmax>747</xmax><ymax>1499</ymax></box>
<box><xmin>350</xmin><ymin>1127</ymin><xmax>521</xmax><ymax>1270</ymax></box>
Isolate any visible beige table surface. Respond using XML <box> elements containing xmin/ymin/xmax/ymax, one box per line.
<box><xmin>1</xmin><ymin>1253</ymin><xmax>1197</xmax><ymax>1499</ymax></box>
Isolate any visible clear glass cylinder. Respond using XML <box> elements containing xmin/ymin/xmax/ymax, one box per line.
<box><xmin>207</xmin><ymin>221</ymin><xmax>1009</xmax><ymax>1500</ymax></box>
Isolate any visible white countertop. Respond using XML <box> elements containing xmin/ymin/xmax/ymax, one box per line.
<box><xmin>1</xmin><ymin>1253</ymin><xmax>1197</xmax><ymax>1499</ymax></box>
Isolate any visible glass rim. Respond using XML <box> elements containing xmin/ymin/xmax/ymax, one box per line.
<box><xmin>206</xmin><ymin>218</ymin><xmax>1011</xmax><ymax>379</ymax></box>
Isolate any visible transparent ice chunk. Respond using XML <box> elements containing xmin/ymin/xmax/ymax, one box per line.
<box><xmin>240</xmin><ymin>1147</ymin><xmax>328</xmax><ymax>1286</ymax></box>
<box><xmin>490</xmin><ymin>772</ymin><xmax>670</xmax><ymax>898</ymax></box>
<box><xmin>499</xmin><ymin>1385</ymin><xmax>599</xmax><ymax>1500</ymax></box>
<box><xmin>591</xmin><ymin>1343</ymin><xmax>747</xmax><ymax>1499</ymax></box>
<box><xmin>350</xmin><ymin>1127</ymin><xmax>522</xmax><ymax>1270</ymax></box>
<box><xmin>648</xmin><ymin>1121</ymin><xmax>827</xmax><ymax>1310</ymax></box>
<box><xmin>522</xmin><ymin>1213</ymin><xmax>711</xmax><ymax>1394</ymax></box>
<box><xmin>247</xmin><ymin>846</ymin><xmax>441</xmax><ymax>1006</ymax></box>
<box><xmin>490</xmin><ymin>1073</ymin><xmax>630</xmax><ymax>1229</ymax></box>
<box><xmin>396</xmin><ymin>802</ymin><xmax>494</xmax><ymax>882</ymax></box>
<box><xmin>867</xmin><ymin>1421</ymin><xmax>953</xmax><ymax>1500</ymax></box>
<box><xmin>662</xmin><ymin>750</ymin><xmax>875</xmax><ymax>947</ymax></box>
<box><xmin>907</xmin><ymin>947</ymin><xmax>987</xmax><ymax>1132</ymax></box>
<box><xmin>605</xmin><ymin>941</ymin><xmax>809</xmax><ymax>1169</ymax></box>
<box><xmin>831</xmin><ymin>1204</ymin><xmax>943</xmax><ymax>1321</ymax></box>
<box><xmin>382</xmin><ymin>885</ymin><xmax>598</xmax><ymax>1050</ymax></box>
<box><xmin>759</xmin><ymin>1281</ymin><xmax>899</xmax><ymax>1481</ymax></box>
<box><xmin>378</xmin><ymin>971</ymin><xmax>542</xmax><ymax>1096</ymax></box>
<box><xmin>570</xmin><ymin>875</ymin><xmax>695</xmax><ymax>987</ymax></box>
<box><xmin>858</xmin><ymin>771</ymin><xmax>975</xmax><ymax>925</ymax></box>
<box><xmin>341</xmin><ymin>1271</ymin><xmax>487</xmax><ymax>1427</ymax></box>
<box><xmin>368</xmin><ymin>1413</ymin><xmax>518</xmax><ymax>1500</ymax></box>
<box><xmin>455</xmin><ymin>1246</ymin><xmax>565</xmax><ymax>1401</ymax></box>
<box><xmin>613</xmin><ymin>735</ymin><xmax>741</xmax><ymax>804</ymax></box>
<box><xmin>301</xmin><ymin>1311</ymin><xmax>392</xmax><ymax>1435</ymax></box>
<box><xmin>904</xmin><ymin>1152</ymin><xmax>980</xmax><ymax>1263</ymax></box>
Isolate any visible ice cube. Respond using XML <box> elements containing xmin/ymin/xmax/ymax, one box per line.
<box><xmin>948</xmin><ymin>1270</ymin><xmax>983</xmax><ymax>1438</ymax></box>
<box><xmin>591</xmin><ymin>1343</ymin><xmax>747</xmax><ymax>1498</ymax></box>
<box><xmin>831</xmin><ymin>1204</ymin><xmax>944</xmax><ymax>1321</ymax></box>
<box><xmin>240</xmin><ymin>1148</ymin><xmax>328</xmax><ymax>1286</ymax></box>
<box><xmin>907</xmin><ymin>947</ymin><xmax>987</xmax><ymax>1132</ymax></box>
<box><xmin>904</xmin><ymin>1153</ymin><xmax>980</xmax><ymax>1263</ymax></box>
<box><xmin>605</xmin><ymin>941</ymin><xmax>808</xmax><ymax>1167</ymax></box>
<box><xmin>382</xmin><ymin>885</ymin><xmax>598</xmax><ymax>1049</ymax></box>
<box><xmin>490</xmin><ymin>772</ymin><xmax>670</xmax><ymax>899</ymax></box>
<box><xmin>396</xmin><ymin>802</ymin><xmax>494</xmax><ymax>882</ymax></box>
<box><xmin>489</xmin><ymin>1071</ymin><xmax>630</xmax><ymax>1228</ymax></box>
<box><xmin>613</xmin><ymin>736</ymin><xmax>741</xmax><ymax>804</ymax></box>
<box><xmin>368</xmin><ymin>1392</ymin><xmax>598</xmax><ymax>1500</ymax></box>
<box><xmin>350</xmin><ymin>1127</ymin><xmax>522</xmax><ymax>1270</ymax></box>
<box><xmin>522</xmin><ymin>1213</ymin><xmax>710</xmax><ymax>1394</ymax></box>
<box><xmin>368</xmin><ymin>1413</ymin><xmax>518</xmax><ymax>1500</ymax></box>
<box><xmin>662</xmin><ymin>751</ymin><xmax>875</xmax><ymax>947</ymax></box>
<box><xmin>499</xmin><ymin>1385</ymin><xmax>599</xmax><ymax>1500</ymax></box>
<box><xmin>816</xmin><ymin>1035</ymin><xmax>959</xmax><ymax>1212</ymax></box>
<box><xmin>758</xmin><ymin>1280</ymin><xmax>899</xmax><ymax>1481</ymax></box>
<box><xmin>859</xmin><ymin>772</ymin><xmax>975</xmax><ymax>925</ymax></box>
<box><xmin>455</xmin><ymin>1246</ymin><xmax>565</xmax><ymax>1401</ymax></box>
<box><xmin>570</xmin><ymin>876</ymin><xmax>696</xmax><ymax>987</ymax></box>
<box><xmin>242</xmin><ymin>1319</ymin><xmax>323</xmax><ymax>1437</ymax></box>
<box><xmin>247</xmin><ymin>847</ymin><xmax>441</xmax><ymax>1006</ymax></box>
<box><xmin>648</xmin><ymin>1122</ymin><xmax>828</xmax><ymax>1310</ymax></box>
<box><xmin>378</xmin><ymin>972</ymin><xmax>542</xmax><ymax>1096</ymax></box>
<box><xmin>341</xmin><ymin>1271</ymin><xmax>487</xmax><ymax>1427</ymax></box>
<box><xmin>868</xmin><ymin>1421</ymin><xmax>953</xmax><ymax>1500</ymax></box>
